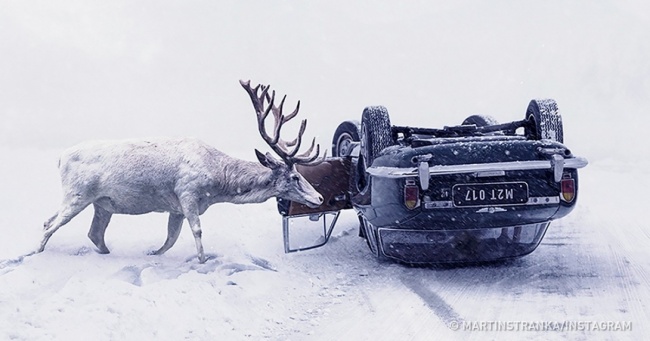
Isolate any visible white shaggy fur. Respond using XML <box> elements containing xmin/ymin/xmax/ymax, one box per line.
<box><xmin>39</xmin><ymin>137</ymin><xmax>323</xmax><ymax>263</ymax></box>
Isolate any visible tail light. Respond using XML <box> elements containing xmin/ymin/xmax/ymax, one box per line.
<box><xmin>560</xmin><ymin>177</ymin><xmax>576</xmax><ymax>203</ymax></box>
<box><xmin>404</xmin><ymin>179</ymin><xmax>420</xmax><ymax>209</ymax></box>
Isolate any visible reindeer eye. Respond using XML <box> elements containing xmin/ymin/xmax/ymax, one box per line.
<box><xmin>291</xmin><ymin>174</ymin><xmax>300</xmax><ymax>181</ymax></box>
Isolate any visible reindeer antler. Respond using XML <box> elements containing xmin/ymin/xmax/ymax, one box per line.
<box><xmin>240</xmin><ymin>80</ymin><xmax>326</xmax><ymax>166</ymax></box>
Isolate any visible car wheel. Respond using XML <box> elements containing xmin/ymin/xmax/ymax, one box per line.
<box><xmin>525</xmin><ymin>99</ymin><xmax>564</xmax><ymax>143</ymax></box>
<box><xmin>360</xmin><ymin>106</ymin><xmax>394</xmax><ymax>169</ymax></box>
<box><xmin>462</xmin><ymin>114</ymin><xmax>499</xmax><ymax>127</ymax></box>
<box><xmin>331</xmin><ymin>120</ymin><xmax>360</xmax><ymax>157</ymax></box>
<box><xmin>357</xmin><ymin>106</ymin><xmax>394</xmax><ymax>201</ymax></box>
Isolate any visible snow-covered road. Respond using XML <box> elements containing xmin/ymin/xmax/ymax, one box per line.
<box><xmin>1</xmin><ymin>150</ymin><xmax>648</xmax><ymax>340</ymax></box>
<box><xmin>286</xmin><ymin>161</ymin><xmax>650</xmax><ymax>340</ymax></box>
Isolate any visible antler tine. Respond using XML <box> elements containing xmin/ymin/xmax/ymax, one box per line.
<box><xmin>267</xmin><ymin>90</ymin><xmax>283</xmax><ymax>145</ymax></box>
<box><xmin>270</xmin><ymin>94</ymin><xmax>300</xmax><ymax>141</ymax></box>
<box><xmin>283</xmin><ymin>100</ymin><xmax>300</xmax><ymax>123</ymax></box>
<box><xmin>284</xmin><ymin>119</ymin><xmax>307</xmax><ymax>158</ymax></box>
<box><xmin>294</xmin><ymin>136</ymin><xmax>316</xmax><ymax>157</ymax></box>
<box><xmin>252</xmin><ymin>87</ymin><xmax>279</xmax><ymax>148</ymax></box>
<box><xmin>241</xmin><ymin>79</ymin><xmax>323</xmax><ymax>167</ymax></box>
<box><xmin>245</xmin><ymin>83</ymin><xmax>290</xmax><ymax>158</ymax></box>
<box><xmin>240</xmin><ymin>80</ymin><xmax>260</xmax><ymax>113</ymax></box>
<box><xmin>294</xmin><ymin>145</ymin><xmax>327</xmax><ymax>166</ymax></box>
<box><xmin>240</xmin><ymin>80</ymin><xmax>265</xmax><ymax>116</ymax></box>
<box><xmin>271</xmin><ymin>97</ymin><xmax>302</xmax><ymax>149</ymax></box>
<box><xmin>312</xmin><ymin>149</ymin><xmax>328</xmax><ymax>165</ymax></box>
<box><xmin>276</xmin><ymin>94</ymin><xmax>286</xmax><ymax>119</ymax></box>
<box><xmin>288</xmin><ymin>136</ymin><xmax>327</xmax><ymax>166</ymax></box>
<box><xmin>241</xmin><ymin>82</ymin><xmax>269</xmax><ymax>135</ymax></box>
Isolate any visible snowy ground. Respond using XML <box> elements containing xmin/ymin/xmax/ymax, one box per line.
<box><xmin>2</xmin><ymin>1</ymin><xmax>650</xmax><ymax>340</ymax></box>
<box><xmin>1</xmin><ymin>151</ymin><xmax>649</xmax><ymax>340</ymax></box>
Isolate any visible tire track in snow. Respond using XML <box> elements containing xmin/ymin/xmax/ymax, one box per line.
<box><xmin>608</xmin><ymin>245</ymin><xmax>649</xmax><ymax>322</ymax></box>
<box><xmin>400</xmin><ymin>274</ymin><xmax>463</xmax><ymax>329</ymax></box>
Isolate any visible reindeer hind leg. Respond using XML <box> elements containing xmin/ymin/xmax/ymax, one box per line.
<box><xmin>88</xmin><ymin>203</ymin><xmax>112</xmax><ymax>254</ymax></box>
<box><xmin>151</xmin><ymin>213</ymin><xmax>184</xmax><ymax>256</ymax></box>
<box><xmin>39</xmin><ymin>196</ymin><xmax>91</xmax><ymax>252</ymax></box>
<box><xmin>44</xmin><ymin>213</ymin><xmax>58</xmax><ymax>230</ymax></box>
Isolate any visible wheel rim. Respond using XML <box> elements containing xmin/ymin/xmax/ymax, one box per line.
<box><xmin>336</xmin><ymin>133</ymin><xmax>354</xmax><ymax>157</ymax></box>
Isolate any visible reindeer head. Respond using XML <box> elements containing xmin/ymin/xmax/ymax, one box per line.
<box><xmin>241</xmin><ymin>80</ymin><xmax>325</xmax><ymax>208</ymax></box>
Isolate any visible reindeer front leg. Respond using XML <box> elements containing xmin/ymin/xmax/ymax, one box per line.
<box><xmin>179</xmin><ymin>194</ymin><xmax>206</xmax><ymax>263</ymax></box>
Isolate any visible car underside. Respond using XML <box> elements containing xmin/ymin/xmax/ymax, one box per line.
<box><xmin>277</xmin><ymin>99</ymin><xmax>587</xmax><ymax>264</ymax></box>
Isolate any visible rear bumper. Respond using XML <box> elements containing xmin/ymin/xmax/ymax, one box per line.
<box><xmin>367</xmin><ymin>156</ymin><xmax>588</xmax><ymax>178</ymax></box>
<box><xmin>377</xmin><ymin>222</ymin><xmax>550</xmax><ymax>264</ymax></box>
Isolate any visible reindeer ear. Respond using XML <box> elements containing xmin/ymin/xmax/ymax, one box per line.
<box><xmin>255</xmin><ymin>149</ymin><xmax>283</xmax><ymax>169</ymax></box>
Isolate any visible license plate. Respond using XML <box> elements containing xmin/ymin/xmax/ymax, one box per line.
<box><xmin>452</xmin><ymin>182</ymin><xmax>528</xmax><ymax>207</ymax></box>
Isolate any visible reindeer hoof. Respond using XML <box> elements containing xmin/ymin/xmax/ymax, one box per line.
<box><xmin>148</xmin><ymin>247</ymin><xmax>168</xmax><ymax>256</ymax></box>
<box><xmin>96</xmin><ymin>248</ymin><xmax>110</xmax><ymax>255</ymax></box>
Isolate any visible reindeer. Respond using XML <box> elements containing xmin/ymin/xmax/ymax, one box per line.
<box><xmin>38</xmin><ymin>80</ymin><xmax>325</xmax><ymax>263</ymax></box>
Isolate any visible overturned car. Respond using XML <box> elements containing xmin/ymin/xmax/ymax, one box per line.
<box><xmin>278</xmin><ymin>99</ymin><xmax>588</xmax><ymax>264</ymax></box>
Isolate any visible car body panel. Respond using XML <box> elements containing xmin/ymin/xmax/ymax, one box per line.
<box><xmin>377</xmin><ymin>222</ymin><xmax>550</xmax><ymax>263</ymax></box>
<box><xmin>278</xmin><ymin>113</ymin><xmax>587</xmax><ymax>264</ymax></box>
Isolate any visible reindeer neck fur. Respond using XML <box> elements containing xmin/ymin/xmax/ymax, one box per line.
<box><xmin>204</xmin><ymin>152</ymin><xmax>279</xmax><ymax>205</ymax></box>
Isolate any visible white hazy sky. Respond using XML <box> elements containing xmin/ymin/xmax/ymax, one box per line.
<box><xmin>1</xmin><ymin>0</ymin><xmax>649</xmax><ymax>162</ymax></box>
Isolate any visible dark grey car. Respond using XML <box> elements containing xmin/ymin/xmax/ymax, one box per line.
<box><xmin>278</xmin><ymin>99</ymin><xmax>588</xmax><ymax>264</ymax></box>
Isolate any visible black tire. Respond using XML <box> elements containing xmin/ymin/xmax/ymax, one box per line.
<box><xmin>360</xmin><ymin>106</ymin><xmax>394</xmax><ymax>168</ymax></box>
<box><xmin>462</xmin><ymin>115</ymin><xmax>499</xmax><ymax>127</ymax></box>
<box><xmin>525</xmin><ymin>99</ymin><xmax>564</xmax><ymax>143</ymax></box>
<box><xmin>331</xmin><ymin>121</ymin><xmax>360</xmax><ymax>157</ymax></box>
